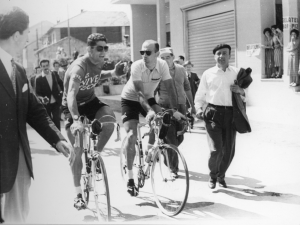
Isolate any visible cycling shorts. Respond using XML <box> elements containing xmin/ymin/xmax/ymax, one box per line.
<box><xmin>62</xmin><ymin>97</ymin><xmax>108</xmax><ymax>129</ymax></box>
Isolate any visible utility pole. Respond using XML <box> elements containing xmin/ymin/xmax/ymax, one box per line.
<box><xmin>67</xmin><ymin>4</ymin><xmax>71</xmax><ymax>57</ymax></box>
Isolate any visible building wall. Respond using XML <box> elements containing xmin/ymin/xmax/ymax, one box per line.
<box><xmin>24</xmin><ymin>41</ymin><xmax>41</xmax><ymax>76</ymax></box>
<box><xmin>37</xmin><ymin>37</ymin><xmax>87</xmax><ymax>66</ymax></box>
<box><xmin>169</xmin><ymin>0</ymin><xmax>186</xmax><ymax>58</ymax></box>
<box><xmin>131</xmin><ymin>4</ymin><xmax>157</xmax><ymax>61</ymax></box>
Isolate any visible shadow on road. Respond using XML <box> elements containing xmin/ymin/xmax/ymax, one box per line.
<box><xmin>181</xmin><ymin>202</ymin><xmax>265</xmax><ymax>220</ymax></box>
<box><xmin>213</xmin><ymin>186</ymin><xmax>300</xmax><ymax>205</ymax></box>
<box><xmin>82</xmin><ymin>206</ymin><xmax>157</xmax><ymax>222</ymax></box>
<box><xmin>188</xmin><ymin>171</ymin><xmax>264</xmax><ymax>189</ymax></box>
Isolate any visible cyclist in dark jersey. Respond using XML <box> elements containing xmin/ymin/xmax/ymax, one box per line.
<box><xmin>62</xmin><ymin>33</ymin><xmax>124</xmax><ymax>210</ymax></box>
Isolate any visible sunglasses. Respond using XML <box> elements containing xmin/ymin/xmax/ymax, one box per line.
<box><xmin>92</xmin><ymin>45</ymin><xmax>109</xmax><ymax>52</ymax></box>
<box><xmin>140</xmin><ymin>50</ymin><xmax>152</xmax><ymax>56</ymax></box>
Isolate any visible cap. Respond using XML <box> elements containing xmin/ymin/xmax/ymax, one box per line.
<box><xmin>212</xmin><ymin>43</ymin><xmax>231</xmax><ymax>55</ymax></box>
<box><xmin>159</xmin><ymin>48</ymin><xmax>173</xmax><ymax>57</ymax></box>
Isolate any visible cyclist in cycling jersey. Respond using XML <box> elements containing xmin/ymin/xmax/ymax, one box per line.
<box><xmin>62</xmin><ymin>33</ymin><xmax>124</xmax><ymax>210</ymax></box>
<box><xmin>121</xmin><ymin>40</ymin><xmax>186</xmax><ymax>196</ymax></box>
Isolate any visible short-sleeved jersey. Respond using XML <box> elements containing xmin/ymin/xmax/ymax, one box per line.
<box><xmin>62</xmin><ymin>54</ymin><xmax>102</xmax><ymax>106</ymax></box>
<box><xmin>121</xmin><ymin>58</ymin><xmax>171</xmax><ymax>102</ymax></box>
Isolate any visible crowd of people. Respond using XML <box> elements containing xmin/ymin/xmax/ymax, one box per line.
<box><xmin>1</xmin><ymin>6</ymin><xmax>251</xmax><ymax>224</ymax></box>
<box><xmin>262</xmin><ymin>25</ymin><xmax>300</xmax><ymax>87</ymax></box>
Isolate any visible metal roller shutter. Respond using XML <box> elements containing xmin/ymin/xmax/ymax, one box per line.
<box><xmin>188</xmin><ymin>11</ymin><xmax>236</xmax><ymax>77</ymax></box>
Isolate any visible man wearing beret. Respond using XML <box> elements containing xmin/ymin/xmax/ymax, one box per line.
<box><xmin>195</xmin><ymin>44</ymin><xmax>247</xmax><ymax>189</ymax></box>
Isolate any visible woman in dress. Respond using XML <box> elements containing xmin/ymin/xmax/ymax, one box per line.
<box><xmin>261</xmin><ymin>28</ymin><xmax>275</xmax><ymax>78</ymax></box>
<box><xmin>286</xmin><ymin>29</ymin><xmax>299</xmax><ymax>87</ymax></box>
<box><xmin>271</xmin><ymin>25</ymin><xmax>284</xmax><ymax>78</ymax></box>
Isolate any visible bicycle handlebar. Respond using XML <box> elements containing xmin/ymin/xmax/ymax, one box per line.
<box><xmin>73</xmin><ymin>119</ymin><xmax>121</xmax><ymax>148</ymax></box>
<box><xmin>141</xmin><ymin>110</ymin><xmax>189</xmax><ymax>139</ymax></box>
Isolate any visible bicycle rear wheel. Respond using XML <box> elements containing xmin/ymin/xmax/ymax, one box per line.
<box><xmin>151</xmin><ymin>144</ymin><xmax>189</xmax><ymax>216</ymax></box>
<box><xmin>92</xmin><ymin>153</ymin><xmax>111</xmax><ymax>221</ymax></box>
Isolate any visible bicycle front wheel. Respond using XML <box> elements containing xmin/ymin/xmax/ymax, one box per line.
<box><xmin>120</xmin><ymin>137</ymin><xmax>142</xmax><ymax>186</ymax></box>
<box><xmin>151</xmin><ymin>144</ymin><xmax>189</xmax><ymax>216</ymax></box>
<box><xmin>92</xmin><ymin>153</ymin><xmax>111</xmax><ymax>221</ymax></box>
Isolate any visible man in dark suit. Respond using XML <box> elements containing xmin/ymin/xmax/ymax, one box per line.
<box><xmin>35</xmin><ymin>59</ymin><xmax>63</xmax><ymax>130</ymax></box>
<box><xmin>184</xmin><ymin>60</ymin><xmax>200</xmax><ymax>101</ymax></box>
<box><xmin>0</xmin><ymin>7</ymin><xmax>75</xmax><ymax>223</ymax></box>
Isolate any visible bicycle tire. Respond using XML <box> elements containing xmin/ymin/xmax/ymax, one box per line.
<box><xmin>81</xmin><ymin>132</ymin><xmax>91</xmax><ymax>205</ymax></box>
<box><xmin>151</xmin><ymin>144</ymin><xmax>189</xmax><ymax>216</ymax></box>
<box><xmin>81</xmin><ymin>160</ymin><xmax>90</xmax><ymax>205</ymax></box>
<box><xmin>92</xmin><ymin>154</ymin><xmax>111</xmax><ymax>221</ymax></box>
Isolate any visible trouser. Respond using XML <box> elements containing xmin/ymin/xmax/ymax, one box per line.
<box><xmin>1</xmin><ymin>147</ymin><xmax>31</xmax><ymax>223</ymax></box>
<box><xmin>160</xmin><ymin>103</ymin><xmax>186</xmax><ymax>173</ymax></box>
<box><xmin>204</xmin><ymin>104</ymin><xmax>236</xmax><ymax>180</ymax></box>
<box><xmin>45</xmin><ymin>102</ymin><xmax>61</xmax><ymax>130</ymax></box>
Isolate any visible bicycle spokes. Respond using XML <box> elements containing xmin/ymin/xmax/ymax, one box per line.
<box><xmin>151</xmin><ymin>145</ymin><xmax>189</xmax><ymax>216</ymax></box>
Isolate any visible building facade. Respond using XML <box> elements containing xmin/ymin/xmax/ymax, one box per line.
<box><xmin>112</xmin><ymin>0</ymin><xmax>300</xmax><ymax>108</ymax></box>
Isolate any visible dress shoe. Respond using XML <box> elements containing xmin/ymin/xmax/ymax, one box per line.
<box><xmin>218</xmin><ymin>179</ymin><xmax>227</xmax><ymax>188</ymax></box>
<box><xmin>208</xmin><ymin>178</ymin><xmax>217</xmax><ymax>189</ymax></box>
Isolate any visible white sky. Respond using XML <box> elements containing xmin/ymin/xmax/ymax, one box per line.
<box><xmin>0</xmin><ymin>0</ymin><xmax>131</xmax><ymax>27</ymax></box>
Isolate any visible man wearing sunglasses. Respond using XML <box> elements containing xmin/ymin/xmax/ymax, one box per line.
<box><xmin>121</xmin><ymin>40</ymin><xmax>186</xmax><ymax>196</ymax></box>
<box><xmin>62</xmin><ymin>33</ymin><xmax>125</xmax><ymax>210</ymax></box>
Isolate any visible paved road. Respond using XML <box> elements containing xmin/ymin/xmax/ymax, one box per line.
<box><xmin>25</xmin><ymin>111</ymin><xmax>300</xmax><ymax>225</ymax></box>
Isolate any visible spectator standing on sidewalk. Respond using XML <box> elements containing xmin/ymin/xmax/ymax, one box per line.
<box><xmin>195</xmin><ymin>43</ymin><xmax>247</xmax><ymax>189</ymax></box>
<box><xmin>286</xmin><ymin>29</ymin><xmax>299</xmax><ymax>87</ymax></box>
<box><xmin>0</xmin><ymin>6</ymin><xmax>75</xmax><ymax>223</ymax></box>
<box><xmin>35</xmin><ymin>59</ymin><xmax>64</xmax><ymax>130</ymax></box>
<box><xmin>53</xmin><ymin>60</ymin><xmax>60</xmax><ymax>73</ymax></box>
<box><xmin>157</xmin><ymin>48</ymin><xmax>195</xmax><ymax>177</ymax></box>
<box><xmin>177</xmin><ymin>55</ymin><xmax>185</xmax><ymax>66</ymax></box>
<box><xmin>58</xmin><ymin>57</ymin><xmax>68</xmax><ymax>82</ymax></box>
<box><xmin>184</xmin><ymin>60</ymin><xmax>200</xmax><ymax>108</ymax></box>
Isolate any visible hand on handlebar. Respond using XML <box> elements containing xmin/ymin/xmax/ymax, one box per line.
<box><xmin>146</xmin><ymin>110</ymin><xmax>156</xmax><ymax>123</ymax></box>
<box><xmin>70</xmin><ymin>120</ymin><xmax>84</xmax><ymax>136</ymax></box>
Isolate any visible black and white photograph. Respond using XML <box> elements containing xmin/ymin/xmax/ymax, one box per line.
<box><xmin>0</xmin><ymin>0</ymin><xmax>299</xmax><ymax>224</ymax></box>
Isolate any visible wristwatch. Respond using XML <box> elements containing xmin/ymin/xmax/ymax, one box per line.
<box><xmin>73</xmin><ymin>115</ymin><xmax>79</xmax><ymax>121</ymax></box>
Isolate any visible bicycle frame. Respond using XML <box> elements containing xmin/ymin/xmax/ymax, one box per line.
<box><xmin>134</xmin><ymin>114</ymin><xmax>176</xmax><ymax>185</ymax></box>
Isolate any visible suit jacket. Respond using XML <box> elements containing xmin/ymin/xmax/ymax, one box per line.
<box><xmin>157</xmin><ymin>64</ymin><xmax>191</xmax><ymax>106</ymax></box>
<box><xmin>187</xmin><ymin>72</ymin><xmax>200</xmax><ymax>99</ymax></box>
<box><xmin>0</xmin><ymin>60</ymin><xmax>65</xmax><ymax>194</ymax></box>
<box><xmin>35</xmin><ymin>71</ymin><xmax>63</xmax><ymax>105</ymax></box>
<box><xmin>232</xmin><ymin>67</ymin><xmax>253</xmax><ymax>133</ymax></box>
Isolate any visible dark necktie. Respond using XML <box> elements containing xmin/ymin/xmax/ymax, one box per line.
<box><xmin>10</xmin><ymin>59</ymin><xmax>17</xmax><ymax>94</ymax></box>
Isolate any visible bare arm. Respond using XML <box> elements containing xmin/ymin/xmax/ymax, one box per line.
<box><xmin>67</xmin><ymin>75</ymin><xmax>80</xmax><ymax>118</ymax></box>
<box><xmin>100</xmin><ymin>61</ymin><xmax>126</xmax><ymax>79</ymax></box>
<box><xmin>133</xmin><ymin>80</ymin><xmax>154</xmax><ymax>113</ymax></box>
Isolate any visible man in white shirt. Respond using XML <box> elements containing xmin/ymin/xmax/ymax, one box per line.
<box><xmin>121</xmin><ymin>40</ymin><xmax>185</xmax><ymax>196</ymax></box>
<box><xmin>195</xmin><ymin>44</ymin><xmax>246</xmax><ymax>189</ymax></box>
